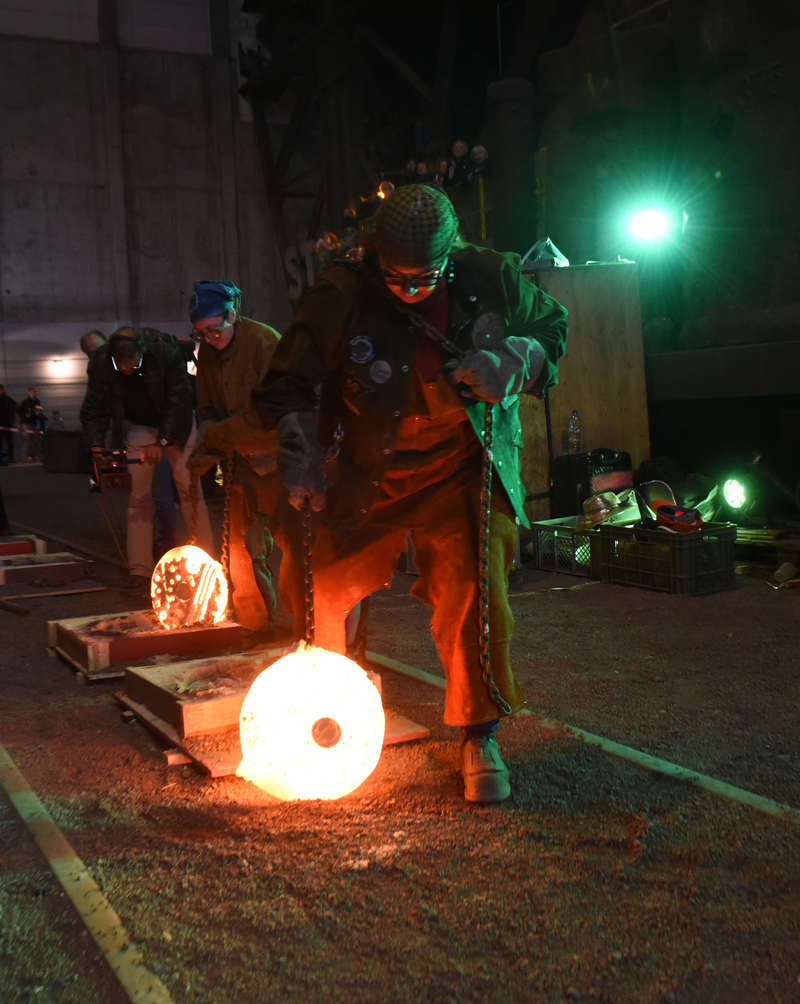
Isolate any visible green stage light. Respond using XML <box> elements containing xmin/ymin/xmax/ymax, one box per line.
<box><xmin>629</xmin><ymin>209</ymin><xmax>669</xmax><ymax>240</ymax></box>
<box><xmin>722</xmin><ymin>477</ymin><xmax>748</xmax><ymax>510</ymax></box>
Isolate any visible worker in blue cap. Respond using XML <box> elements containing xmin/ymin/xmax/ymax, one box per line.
<box><xmin>187</xmin><ymin>280</ymin><xmax>301</xmax><ymax>638</ymax></box>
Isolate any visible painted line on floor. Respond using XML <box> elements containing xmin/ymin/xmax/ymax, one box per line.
<box><xmin>0</xmin><ymin>741</ymin><xmax>176</xmax><ymax>1004</ymax></box>
<box><xmin>368</xmin><ymin>651</ymin><xmax>800</xmax><ymax>825</ymax></box>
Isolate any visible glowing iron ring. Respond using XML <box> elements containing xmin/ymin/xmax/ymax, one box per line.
<box><xmin>237</xmin><ymin>643</ymin><xmax>385</xmax><ymax>801</ymax></box>
<box><xmin>150</xmin><ymin>545</ymin><xmax>228</xmax><ymax>631</ymax></box>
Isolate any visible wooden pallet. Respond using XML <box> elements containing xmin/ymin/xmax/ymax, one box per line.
<box><xmin>47</xmin><ymin>610</ymin><xmax>244</xmax><ymax>682</ymax></box>
<box><xmin>0</xmin><ymin>552</ymin><xmax>93</xmax><ymax>584</ymax></box>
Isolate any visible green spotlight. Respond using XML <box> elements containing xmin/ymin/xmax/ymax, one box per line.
<box><xmin>722</xmin><ymin>478</ymin><xmax>747</xmax><ymax>510</ymax></box>
<box><xmin>629</xmin><ymin>209</ymin><xmax>669</xmax><ymax>240</ymax></box>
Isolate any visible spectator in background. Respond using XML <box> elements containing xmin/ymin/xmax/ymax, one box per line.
<box><xmin>416</xmin><ymin>160</ymin><xmax>435</xmax><ymax>184</ymax></box>
<box><xmin>19</xmin><ymin>387</ymin><xmax>43</xmax><ymax>462</ymax></box>
<box><xmin>468</xmin><ymin>144</ymin><xmax>491</xmax><ymax>181</ymax></box>
<box><xmin>402</xmin><ymin>157</ymin><xmax>418</xmax><ymax>186</ymax></box>
<box><xmin>436</xmin><ymin>158</ymin><xmax>451</xmax><ymax>184</ymax></box>
<box><xmin>445</xmin><ymin>138</ymin><xmax>471</xmax><ymax>188</ymax></box>
<box><xmin>50</xmin><ymin>410</ymin><xmax>67</xmax><ymax>431</ymax></box>
<box><xmin>0</xmin><ymin>385</ymin><xmax>18</xmax><ymax>463</ymax></box>
<box><xmin>33</xmin><ymin>406</ymin><xmax>47</xmax><ymax>435</ymax></box>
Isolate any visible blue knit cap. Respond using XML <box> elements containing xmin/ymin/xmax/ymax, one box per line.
<box><xmin>189</xmin><ymin>280</ymin><xmax>241</xmax><ymax>323</ymax></box>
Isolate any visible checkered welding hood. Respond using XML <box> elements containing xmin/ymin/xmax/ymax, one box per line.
<box><xmin>374</xmin><ymin>184</ymin><xmax>458</xmax><ymax>268</ymax></box>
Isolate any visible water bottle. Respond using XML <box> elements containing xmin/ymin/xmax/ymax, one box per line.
<box><xmin>567</xmin><ymin>409</ymin><xmax>581</xmax><ymax>454</ymax></box>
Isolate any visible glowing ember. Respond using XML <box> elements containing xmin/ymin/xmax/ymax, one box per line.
<box><xmin>150</xmin><ymin>545</ymin><xmax>228</xmax><ymax>631</ymax></box>
<box><xmin>237</xmin><ymin>642</ymin><xmax>385</xmax><ymax>801</ymax></box>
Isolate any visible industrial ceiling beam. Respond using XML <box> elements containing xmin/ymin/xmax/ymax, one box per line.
<box><xmin>353</xmin><ymin>22</ymin><xmax>436</xmax><ymax>104</ymax></box>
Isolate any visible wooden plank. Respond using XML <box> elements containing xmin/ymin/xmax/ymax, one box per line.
<box><xmin>384</xmin><ymin>710</ymin><xmax>431</xmax><ymax>745</ymax></box>
<box><xmin>113</xmin><ymin>693</ymin><xmax>238</xmax><ymax>777</ymax></box>
<box><xmin>518</xmin><ymin>392</ymin><xmax>551</xmax><ymax>525</ymax></box>
<box><xmin>5</xmin><ymin>586</ymin><xmax>106</xmax><ymax>600</ymax></box>
<box><xmin>535</xmin><ymin>263</ymin><xmax>651</xmax><ymax>470</ymax></box>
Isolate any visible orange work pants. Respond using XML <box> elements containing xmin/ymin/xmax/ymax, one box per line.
<box><xmin>311</xmin><ymin>469</ymin><xmax>526</xmax><ymax>727</ymax></box>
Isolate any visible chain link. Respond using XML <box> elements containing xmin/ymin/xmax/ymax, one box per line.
<box><xmin>220</xmin><ymin>457</ymin><xmax>234</xmax><ymax>612</ymax></box>
<box><xmin>478</xmin><ymin>404</ymin><xmax>513</xmax><ymax>714</ymax></box>
<box><xmin>301</xmin><ymin>505</ymin><xmax>315</xmax><ymax>646</ymax></box>
<box><xmin>187</xmin><ymin>461</ymin><xmax>199</xmax><ymax>545</ymax></box>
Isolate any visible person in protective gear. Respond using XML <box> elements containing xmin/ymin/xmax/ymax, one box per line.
<box><xmin>80</xmin><ymin>328</ymin><xmax>213</xmax><ymax>595</ymax></box>
<box><xmin>186</xmin><ymin>280</ymin><xmax>303</xmax><ymax>637</ymax></box>
<box><xmin>251</xmin><ymin>185</ymin><xmax>567</xmax><ymax>801</ymax></box>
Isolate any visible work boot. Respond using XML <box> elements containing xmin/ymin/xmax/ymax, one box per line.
<box><xmin>122</xmin><ymin>574</ymin><xmax>150</xmax><ymax>598</ymax></box>
<box><xmin>461</xmin><ymin>731</ymin><xmax>511</xmax><ymax>804</ymax></box>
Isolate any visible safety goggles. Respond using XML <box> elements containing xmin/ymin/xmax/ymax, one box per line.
<box><xmin>111</xmin><ymin>355</ymin><xmax>142</xmax><ymax>373</ymax></box>
<box><xmin>191</xmin><ymin>319</ymin><xmax>233</xmax><ymax>342</ymax></box>
<box><xmin>379</xmin><ymin>259</ymin><xmax>448</xmax><ymax>290</ymax></box>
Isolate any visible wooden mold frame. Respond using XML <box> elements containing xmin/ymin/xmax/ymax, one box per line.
<box><xmin>0</xmin><ymin>552</ymin><xmax>94</xmax><ymax>585</ymax></box>
<box><xmin>116</xmin><ymin>650</ymin><xmax>431</xmax><ymax>776</ymax></box>
<box><xmin>47</xmin><ymin>610</ymin><xmax>245</xmax><ymax>682</ymax></box>
<box><xmin>0</xmin><ymin>535</ymin><xmax>47</xmax><ymax>558</ymax></box>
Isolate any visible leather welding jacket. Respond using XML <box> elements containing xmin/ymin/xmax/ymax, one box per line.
<box><xmin>252</xmin><ymin>243</ymin><xmax>568</xmax><ymax>541</ymax></box>
<box><xmin>80</xmin><ymin>330</ymin><xmax>194</xmax><ymax>451</ymax></box>
<box><xmin>195</xmin><ymin>317</ymin><xmax>281</xmax><ymax>426</ymax></box>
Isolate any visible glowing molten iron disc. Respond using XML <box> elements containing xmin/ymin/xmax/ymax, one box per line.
<box><xmin>237</xmin><ymin>643</ymin><xmax>385</xmax><ymax>801</ymax></box>
<box><xmin>150</xmin><ymin>545</ymin><xmax>228</xmax><ymax>631</ymax></box>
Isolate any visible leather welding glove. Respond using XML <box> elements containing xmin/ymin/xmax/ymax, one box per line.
<box><xmin>444</xmin><ymin>337</ymin><xmax>546</xmax><ymax>403</ymax></box>
<box><xmin>277</xmin><ymin>411</ymin><xmax>327</xmax><ymax>512</ymax></box>
<box><xmin>185</xmin><ymin>449</ymin><xmax>221</xmax><ymax>476</ymax></box>
<box><xmin>195</xmin><ymin>411</ymin><xmax>280</xmax><ymax>476</ymax></box>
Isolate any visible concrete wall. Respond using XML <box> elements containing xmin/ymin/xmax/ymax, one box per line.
<box><xmin>0</xmin><ymin>0</ymin><xmax>301</xmax><ymax>430</ymax></box>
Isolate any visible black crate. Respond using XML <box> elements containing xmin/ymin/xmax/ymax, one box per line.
<box><xmin>532</xmin><ymin>516</ymin><xmax>602</xmax><ymax>578</ymax></box>
<box><xmin>551</xmin><ymin>449</ymin><xmax>633</xmax><ymax>517</ymax></box>
<box><xmin>599</xmin><ymin>522</ymin><xmax>736</xmax><ymax>596</ymax></box>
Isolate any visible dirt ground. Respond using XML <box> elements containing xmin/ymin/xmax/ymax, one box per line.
<box><xmin>2</xmin><ymin>462</ymin><xmax>800</xmax><ymax>1004</ymax></box>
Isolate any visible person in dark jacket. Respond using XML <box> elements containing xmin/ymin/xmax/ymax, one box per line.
<box><xmin>247</xmin><ymin>184</ymin><xmax>568</xmax><ymax>803</ymax></box>
<box><xmin>19</xmin><ymin>387</ymin><xmax>43</xmax><ymax>461</ymax></box>
<box><xmin>0</xmin><ymin>385</ymin><xmax>18</xmax><ymax>463</ymax></box>
<box><xmin>80</xmin><ymin>328</ymin><xmax>212</xmax><ymax>594</ymax></box>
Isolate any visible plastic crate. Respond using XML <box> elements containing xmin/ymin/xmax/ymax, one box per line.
<box><xmin>599</xmin><ymin>521</ymin><xmax>736</xmax><ymax>596</ymax></box>
<box><xmin>531</xmin><ymin>516</ymin><xmax>602</xmax><ymax>578</ymax></box>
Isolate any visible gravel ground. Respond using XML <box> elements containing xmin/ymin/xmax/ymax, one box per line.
<box><xmin>1</xmin><ymin>462</ymin><xmax>800</xmax><ymax>1004</ymax></box>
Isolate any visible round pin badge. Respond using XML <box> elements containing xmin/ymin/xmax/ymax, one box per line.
<box><xmin>348</xmin><ymin>336</ymin><xmax>374</xmax><ymax>364</ymax></box>
<box><xmin>369</xmin><ymin>360</ymin><xmax>392</xmax><ymax>384</ymax></box>
<box><xmin>471</xmin><ymin>311</ymin><xmax>506</xmax><ymax>350</ymax></box>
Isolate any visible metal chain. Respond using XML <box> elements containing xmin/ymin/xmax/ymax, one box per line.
<box><xmin>220</xmin><ymin>457</ymin><xmax>234</xmax><ymax>606</ymax></box>
<box><xmin>478</xmin><ymin>403</ymin><xmax>513</xmax><ymax>715</ymax></box>
<box><xmin>301</xmin><ymin>505</ymin><xmax>315</xmax><ymax>646</ymax></box>
<box><xmin>187</xmin><ymin>460</ymin><xmax>199</xmax><ymax>545</ymax></box>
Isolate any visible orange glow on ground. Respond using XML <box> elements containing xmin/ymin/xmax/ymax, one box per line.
<box><xmin>237</xmin><ymin>642</ymin><xmax>385</xmax><ymax>801</ymax></box>
<box><xmin>150</xmin><ymin>545</ymin><xmax>228</xmax><ymax>631</ymax></box>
